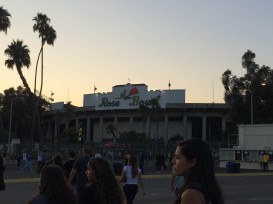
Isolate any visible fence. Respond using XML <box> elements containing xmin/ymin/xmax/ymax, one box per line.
<box><xmin>0</xmin><ymin>139</ymin><xmax>177</xmax><ymax>160</ymax></box>
<box><xmin>1</xmin><ymin>138</ymin><xmax>226</xmax><ymax>160</ymax></box>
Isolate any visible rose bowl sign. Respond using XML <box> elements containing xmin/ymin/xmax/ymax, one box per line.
<box><xmin>83</xmin><ymin>83</ymin><xmax>185</xmax><ymax>110</ymax></box>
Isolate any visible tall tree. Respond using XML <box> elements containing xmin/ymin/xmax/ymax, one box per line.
<box><xmin>1</xmin><ymin>87</ymin><xmax>32</xmax><ymax>142</ymax></box>
<box><xmin>31</xmin><ymin>13</ymin><xmax>56</xmax><ymax>143</ymax></box>
<box><xmin>106</xmin><ymin>124</ymin><xmax>118</xmax><ymax>142</ymax></box>
<box><xmin>33</xmin><ymin>13</ymin><xmax>56</xmax><ymax>97</ymax></box>
<box><xmin>139</xmin><ymin>104</ymin><xmax>149</xmax><ymax>134</ymax></box>
<box><xmin>4</xmin><ymin>40</ymin><xmax>32</xmax><ymax>96</ymax></box>
<box><xmin>0</xmin><ymin>6</ymin><xmax>11</xmax><ymax>34</ymax></box>
<box><xmin>221</xmin><ymin>50</ymin><xmax>273</xmax><ymax>125</ymax></box>
<box><xmin>4</xmin><ymin>40</ymin><xmax>40</xmax><ymax>145</ymax></box>
<box><xmin>0</xmin><ymin>6</ymin><xmax>11</xmax><ymax>135</ymax></box>
<box><xmin>149</xmin><ymin>97</ymin><xmax>162</xmax><ymax>139</ymax></box>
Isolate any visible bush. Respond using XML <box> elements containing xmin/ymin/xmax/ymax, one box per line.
<box><xmin>169</xmin><ymin>133</ymin><xmax>184</xmax><ymax>143</ymax></box>
<box><xmin>119</xmin><ymin>130</ymin><xmax>146</xmax><ymax>141</ymax></box>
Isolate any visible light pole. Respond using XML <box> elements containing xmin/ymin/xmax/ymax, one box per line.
<box><xmin>250</xmin><ymin>83</ymin><xmax>266</xmax><ymax>124</ymax></box>
<box><xmin>8</xmin><ymin>98</ymin><xmax>13</xmax><ymax>155</ymax></box>
<box><xmin>8</xmin><ymin>96</ymin><xmax>24</xmax><ymax>155</ymax></box>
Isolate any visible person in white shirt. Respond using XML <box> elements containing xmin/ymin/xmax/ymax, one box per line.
<box><xmin>119</xmin><ymin>154</ymin><xmax>145</xmax><ymax>204</ymax></box>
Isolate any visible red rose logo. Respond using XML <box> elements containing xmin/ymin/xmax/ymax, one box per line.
<box><xmin>130</xmin><ymin>87</ymin><xmax>139</xmax><ymax>95</ymax></box>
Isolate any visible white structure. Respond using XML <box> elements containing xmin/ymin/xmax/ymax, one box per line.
<box><xmin>219</xmin><ymin>124</ymin><xmax>273</xmax><ymax>170</ymax></box>
<box><xmin>42</xmin><ymin>83</ymin><xmax>230</xmax><ymax>144</ymax></box>
<box><xmin>51</xmin><ymin>102</ymin><xmax>64</xmax><ymax>110</ymax></box>
<box><xmin>83</xmin><ymin>83</ymin><xmax>185</xmax><ymax>110</ymax></box>
<box><xmin>238</xmin><ymin>124</ymin><xmax>273</xmax><ymax>150</ymax></box>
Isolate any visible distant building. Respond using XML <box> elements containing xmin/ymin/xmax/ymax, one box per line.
<box><xmin>42</xmin><ymin>83</ymin><xmax>231</xmax><ymax>143</ymax></box>
<box><xmin>219</xmin><ymin>124</ymin><xmax>273</xmax><ymax>170</ymax></box>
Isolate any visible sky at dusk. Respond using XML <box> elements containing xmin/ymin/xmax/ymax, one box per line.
<box><xmin>0</xmin><ymin>1</ymin><xmax>273</xmax><ymax>106</ymax></box>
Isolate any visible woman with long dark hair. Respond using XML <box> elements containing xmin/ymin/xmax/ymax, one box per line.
<box><xmin>172</xmin><ymin>138</ymin><xmax>224</xmax><ymax>204</ymax></box>
<box><xmin>29</xmin><ymin>164</ymin><xmax>77</xmax><ymax>204</ymax></box>
<box><xmin>119</xmin><ymin>154</ymin><xmax>145</xmax><ymax>204</ymax></box>
<box><xmin>79</xmin><ymin>157</ymin><xmax>125</xmax><ymax>204</ymax></box>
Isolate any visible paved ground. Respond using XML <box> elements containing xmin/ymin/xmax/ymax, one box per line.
<box><xmin>1</xmin><ymin>162</ymin><xmax>273</xmax><ymax>204</ymax></box>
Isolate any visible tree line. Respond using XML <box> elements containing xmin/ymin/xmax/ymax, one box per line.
<box><xmin>1</xmin><ymin>6</ymin><xmax>273</xmax><ymax>145</ymax></box>
<box><xmin>0</xmin><ymin>6</ymin><xmax>56</xmax><ymax>146</ymax></box>
<box><xmin>222</xmin><ymin>50</ymin><xmax>273</xmax><ymax>127</ymax></box>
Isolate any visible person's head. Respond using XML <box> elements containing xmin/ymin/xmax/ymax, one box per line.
<box><xmin>38</xmin><ymin>165</ymin><xmax>76</xmax><ymax>204</ymax></box>
<box><xmin>172</xmin><ymin>138</ymin><xmax>214</xmax><ymax>179</ymax></box>
<box><xmin>52</xmin><ymin>154</ymin><xmax>63</xmax><ymax>166</ymax></box>
<box><xmin>128</xmin><ymin>154</ymin><xmax>137</xmax><ymax>166</ymax></box>
<box><xmin>82</xmin><ymin>146</ymin><xmax>90</xmax><ymax>155</ymax></box>
<box><xmin>128</xmin><ymin>154</ymin><xmax>139</xmax><ymax>178</ymax></box>
<box><xmin>68</xmin><ymin>151</ymin><xmax>76</xmax><ymax>158</ymax></box>
<box><xmin>86</xmin><ymin>157</ymin><xmax>112</xmax><ymax>182</ymax></box>
<box><xmin>40</xmin><ymin>165</ymin><xmax>66</xmax><ymax>190</ymax></box>
<box><xmin>173</xmin><ymin>139</ymin><xmax>224</xmax><ymax>204</ymax></box>
<box><xmin>86</xmin><ymin>157</ymin><xmax>124</xmax><ymax>203</ymax></box>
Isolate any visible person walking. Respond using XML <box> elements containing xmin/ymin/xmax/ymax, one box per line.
<box><xmin>139</xmin><ymin>152</ymin><xmax>145</xmax><ymax>174</ymax></box>
<box><xmin>36</xmin><ymin>150</ymin><xmax>46</xmax><ymax>174</ymax></box>
<box><xmin>119</xmin><ymin>154</ymin><xmax>145</xmax><ymax>204</ymax></box>
<box><xmin>63</xmin><ymin>151</ymin><xmax>76</xmax><ymax>187</ymax></box>
<box><xmin>172</xmin><ymin>138</ymin><xmax>224</xmax><ymax>204</ymax></box>
<box><xmin>79</xmin><ymin>157</ymin><xmax>125</xmax><ymax>204</ymax></box>
<box><xmin>21</xmin><ymin>150</ymin><xmax>27</xmax><ymax>168</ymax></box>
<box><xmin>68</xmin><ymin>147</ymin><xmax>90</xmax><ymax>196</ymax></box>
<box><xmin>17</xmin><ymin>153</ymin><xmax>22</xmax><ymax>168</ymax></box>
<box><xmin>2</xmin><ymin>152</ymin><xmax>7</xmax><ymax>172</ymax></box>
<box><xmin>52</xmin><ymin>154</ymin><xmax>63</xmax><ymax>167</ymax></box>
<box><xmin>20</xmin><ymin>151</ymin><xmax>33</xmax><ymax>172</ymax></box>
<box><xmin>28</xmin><ymin>164</ymin><xmax>77</xmax><ymax>204</ymax></box>
<box><xmin>155</xmin><ymin>153</ymin><xmax>161</xmax><ymax>173</ymax></box>
<box><xmin>0</xmin><ymin>152</ymin><xmax>5</xmax><ymax>191</ymax></box>
<box><xmin>262</xmin><ymin>152</ymin><xmax>270</xmax><ymax>172</ymax></box>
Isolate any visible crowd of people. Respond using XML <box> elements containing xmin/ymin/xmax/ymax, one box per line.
<box><xmin>0</xmin><ymin>138</ymin><xmax>228</xmax><ymax>204</ymax></box>
<box><xmin>4</xmin><ymin>147</ymin><xmax>145</xmax><ymax>204</ymax></box>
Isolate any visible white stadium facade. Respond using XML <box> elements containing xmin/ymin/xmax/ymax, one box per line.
<box><xmin>41</xmin><ymin>83</ymin><xmax>232</xmax><ymax>145</ymax></box>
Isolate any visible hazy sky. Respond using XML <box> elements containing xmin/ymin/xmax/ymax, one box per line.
<box><xmin>1</xmin><ymin>1</ymin><xmax>273</xmax><ymax>106</ymax></box>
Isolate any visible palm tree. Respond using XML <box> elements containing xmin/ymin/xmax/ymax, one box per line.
<box><xmin>139</xmin><ymin>104</ymin><xmax>150</xmax><ymax>134</ymax></box>
<box><xmin>106</xmin><ymin>124</ymin><xmax>118</xmax><ymax>143</ymax></box>
<box><xmin>0</xmin><ymin>6</ymin><xmax>11</xmax><ymax>34</ymax></box>
<box><xmin>33</xmin><ymin>13</ymin><xmax>56</xmax><ymax>97</ymax></box>
<box><xmin>153</xmin><ymin>104</ymin><xmax>163</xmax><ymax>139</ymax></box>
<box><xmin>4</xmin><ymin>40</ymin><xmax>34</xmax><ymax>145</ymax></box>
<box><xmin>149</xmin><ymin>97</ymin><xmax>162</xmax><ymax>139</ymax></box>
<box><xmin>53</xmin><ymin>101</ymin><xmax>75</xmax><ymax>144</ymax></box>
<box><xmin>31</xmin><ymin>13</ymin><xmax>56</xmax><ymax>143</ymax></box>
<box><xmin>4</xmin><ymin>40</ymin><xmax>41</xmax><ymax>145</ymax></box>
<box><xmin>4</xmin><ymin>40</ymin><xmax>32</xmax><ymax>96</ymax></box>
<box><xmin>0</xmin><ymin>6</ymin><xmax>11</xmax><ymax>136</ymax></box>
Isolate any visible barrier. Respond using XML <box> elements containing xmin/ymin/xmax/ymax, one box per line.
<box><xmin>226</xmin><ymin>161</ymin><xmax>240</xmax><ymax>173</ymax></box>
